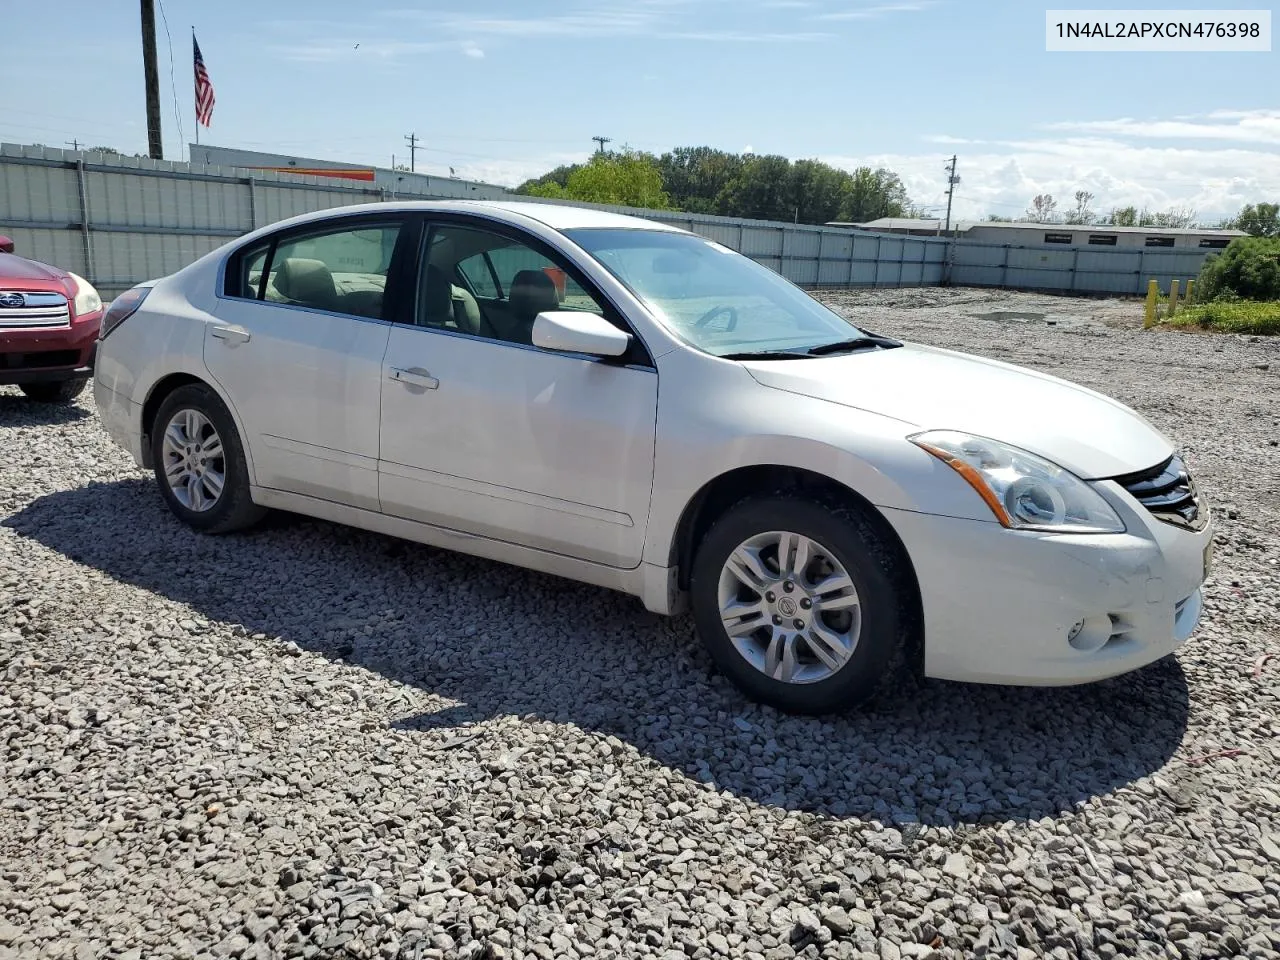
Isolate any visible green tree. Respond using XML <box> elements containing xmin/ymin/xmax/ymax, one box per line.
<box><xmin>1230</xmin><ymin>202</ymin><xmax>1280</xmax><ymax>237</ymax></box>
<box><xmin>1065</xmin><ymin>190</ymin><xmax>1095</xmax><ymax>224</ymax></box>
<box><xmin>838</xmin><ymin>167</ymin><xmax>911</xmax><ymax>223</ymax></box>
<box><xmin>787</xmin><ymin>159</ymin><xmax>848</xmax><ymax>224</ymax></box>
<box><xmin>513</xmin><ymin>145</ymin><xmax>915</xmax><ymax>225</ymax></box>
<box><xmin>657</xmin><ymin>147</ymin><xmax>745</xmax><ymax>214</ymax></box>
<box><xmin>1148</xmin><ymin>206</ymin><xmax>1197</xmax><ymax>229</ymax></box>
<box><xmin>1197</xmin><ymin>236</ymin><xmax>1280</xmax><ymax>302</ymax></box>
<box><xmin>530</xmin><ymin>151</ymin><xmax>671</xmax><ymax>208</ymax></box>
<box><xmin>1106</xmin><ymin>205</ymin><xmax>1138</xmax><ymax>226</ymax></box>
<box><xmin>714</xmin><ymin>154</ymin><xmax>794</xmax><ymax>220</ymax></box>
<box><xmin>515</xmin><ymin>163</ymin><xmax>582</xmax><ymax>195</ymax></box>
<box><xmin>1025</xmin><ymin>194</ymin><xmax>1058</xmax><ymax>222</ymax></box>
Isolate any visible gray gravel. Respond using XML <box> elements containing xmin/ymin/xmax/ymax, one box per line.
<box><xmin>2</xmin><ymin>286</ymin><xmax>1279</xmax><ymax>960</ymax></box>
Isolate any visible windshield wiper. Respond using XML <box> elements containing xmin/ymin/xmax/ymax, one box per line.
<box><xmin>805</xmin><ymin>332</ymin><xmax>903</xmax><ymax>356</ymax></box>
<box><xmin>718</xmin><ymin>350</ymin><xmax>816</xmax><ymax>361</ymax></box>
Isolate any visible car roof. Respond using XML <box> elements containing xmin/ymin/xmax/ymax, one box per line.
<box><xmin>270</xmin><ymin>199</ymin><xmax>687</xmax><ymax>236</ymax></box>
<box><xmin>457</xmin><ymin>200</ymin><xmax>685</xmax><ymax>233</ymax></box>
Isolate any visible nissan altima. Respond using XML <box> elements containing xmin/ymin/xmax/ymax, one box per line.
<box><xmin>93</xmin><ymin>200</ymin><xmax>1213</xmax><ymax>714</ymax></box>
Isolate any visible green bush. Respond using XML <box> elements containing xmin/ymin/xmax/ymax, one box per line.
<box><xmin>1196</xmin><ymin>236</ymin><xmax>1280</xmax><ymax>302</ymax></box>
<box><xmin>1166</xmin><ymin>300</ymin><xmax>1280</xmax><ymax>335</ymax></box>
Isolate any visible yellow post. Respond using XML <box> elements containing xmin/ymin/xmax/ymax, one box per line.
<box><xmin>1144</xmin><ymin>279</ymin><xmax>1158</xmax><ymax>328</ymax></box>
<box><xmin>1185</xmin><ymin>279</ymin><xmax>1195</xmax><ymax>305</ymax></box>
<box><xmin>1168</xmin><ymin>279</ymin><xmax>1180</xmax><ymax>317</ymax></box>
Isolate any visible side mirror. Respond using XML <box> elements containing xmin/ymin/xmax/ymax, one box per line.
<box><xmin>532</xmin><ymin>310</ymin><xmax>630</xmax><ymax>358</ymax></box>
<box><xmin>0</xmin><ymin>235</ymin><xmax>14</xmax><ymax>254</ymax></box>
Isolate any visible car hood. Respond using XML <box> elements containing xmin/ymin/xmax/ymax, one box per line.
<box><xmin>743</xmin><ymin>342</ymin><xmax>1174</xmax><ymax>479</ymax></box>
<box><xmin>0</xmin><ymin>253</ymin><xmax>73</xmax><ymax>293</ymax></box>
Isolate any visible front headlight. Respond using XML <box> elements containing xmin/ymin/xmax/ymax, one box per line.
<box><xmin>910</xmin><ymin>430</ymin><xmax>1125</xmax><ymax>534</ymax></box>
<box><xmin>67</xmin><ymin>272</ymin><xmax>103</xmax><ymax>316</ymax></box>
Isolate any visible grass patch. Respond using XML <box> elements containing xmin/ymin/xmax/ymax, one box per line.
<box><xmin>1163</xmin><ymin>300</ymin><xmax>1280</xmax><ymax>335</ymax></box>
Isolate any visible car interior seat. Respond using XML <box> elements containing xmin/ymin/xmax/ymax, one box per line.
<box><xmin>508</xmin><ymin>270</ymin><xmax>560</xmax><ymax>345</ymax></box>
<box><xmin>420</xmin><ymin>264</ymin><xmax>481</xmax><ymax>335</ymax></box>
<box><xmin>273</xmin><ymin>258</ymin><xmax>337</xmax><ymax>312</ymax></box>
<box><xmin>448</xmin><ymin>283</ymin><xmax>483</xmax><ymax>335</ymax></box>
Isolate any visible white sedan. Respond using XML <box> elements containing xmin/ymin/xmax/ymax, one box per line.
<box><xmin>93</xmin><ymin>200</ymin><xmax>1213</xmax><ymax>714</ymax></box>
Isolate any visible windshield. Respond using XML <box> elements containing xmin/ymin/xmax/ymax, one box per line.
<box><xmin>564</xmin><ymin>228</ymin><xmax>868</xmax><ymax>358</ymax></box>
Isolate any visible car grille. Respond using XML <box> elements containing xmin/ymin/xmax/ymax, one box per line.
<box><xmin>0</xmin><ymin>349</ymin><xmax>80</xmax><ymax>370</ymax></box>
<box><xmin>0</xmin><ymin>291</ymin><xmax>71</xmax><ymax>329</ymax></box>
<box><xmin>1112</xmin><ymin>453</ymin><xmax>1205</xmax><ymax>531</ymax></box>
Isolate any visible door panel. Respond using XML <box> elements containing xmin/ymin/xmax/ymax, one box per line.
<box><xmin>378</xmin><ymin>328</ymin><xmax>657</xmax><ymax>567</ymax></box>
<box><xmin>205</xmin><ymin>301</ymin><xmax>390</xmax><ymax>509</ymax></box>
<box><xmin>205</xmin><ymin>218</ymin><xmax>405</xmax><ymax>510</ymax></box>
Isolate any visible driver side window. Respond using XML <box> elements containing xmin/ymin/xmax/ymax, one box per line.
<box><xmin>416</xmin><ymin>224</ymin><xmax>607</xmax><ymax>347</ymax></box>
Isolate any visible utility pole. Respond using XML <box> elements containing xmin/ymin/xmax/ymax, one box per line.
<box><xmin>65</xmin><ymin>139</ymin><xmax>81</xmax><ymax>152</ymax></box>
<box><xmin>942</xmin><ymin>155</ymin><xmax>959</xmax><ymax>235</ymax></box>
<box><xmin>140</xmin><ymin>0</ymin><xmax>163</xmax><ymax>159</ymax></box>
<box><xmin>403</xmin><ymin>133</ymin><xmax>419</xmax><ymax>173</ymax></box>
<box><xmin>592</xmin><ymin>136</ymin><xmax>611</xmax><ymax>155</ymax></box>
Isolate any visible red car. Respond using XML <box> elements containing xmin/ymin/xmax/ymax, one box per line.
<box><xmin>0</xmin><ymin>235</ymin><xmax>103</xmax><ymax>402</ymax></box>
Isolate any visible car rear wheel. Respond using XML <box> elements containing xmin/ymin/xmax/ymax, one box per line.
<box><xmin>151</xmin><ymin>384</ymin><xmax>265</xmax><ymax>534</ymax></box>
<box><xmin>20</xmin><ymin>378</ymin><xmax>87</xmax><ymax>403</ymax></box>
<box><xmin>690</xmin><ymin>495</ymin><xmax>910</xmax><ymax>715</ymax></box>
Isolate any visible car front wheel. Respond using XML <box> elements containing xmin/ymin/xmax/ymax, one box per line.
<box><xmin>690</xmin><ymin>495</ymin><xmax>910</xmax><ymax>715</ymax></box>
<box><xmin>151</xmin><ymin>384</ymin><xmax>266</xmax><ymax>534</ymax></box>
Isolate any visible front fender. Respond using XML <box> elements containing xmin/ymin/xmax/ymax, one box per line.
<box><xmin>642</xmin><ymin>368</ymin><xmax>998</xmax><ymax>568</ymax></box>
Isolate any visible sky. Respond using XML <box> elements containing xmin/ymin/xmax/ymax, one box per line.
<box><xmin>2</xmin><ymin>0</ymin><xmax>1276</xmax><ymax>223</ymax></box>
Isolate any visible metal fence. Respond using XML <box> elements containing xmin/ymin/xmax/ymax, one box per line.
<box><xmin>948</xmin><ymin>239</ymin><xmax>1212</xmax><ymax>296</ymax></box>
<box><xmin>0</xmin><ymin>142</ymin><xmax>1211</xmax><ymax>300</ymax></box>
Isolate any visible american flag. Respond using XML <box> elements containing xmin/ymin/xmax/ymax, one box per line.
<box><xmin>193</xmin><ymin>33</ymin><xmax>215</xmax><ymax>127</ymax></box>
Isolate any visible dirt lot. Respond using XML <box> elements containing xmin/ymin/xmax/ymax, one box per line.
<box><xmin>1</xmin><ymin>287</ymin><xmax>1278</xmax><ymax>960</ymax></box>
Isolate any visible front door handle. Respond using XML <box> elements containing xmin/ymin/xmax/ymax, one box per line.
<box><xmin>210</xmin><ymin>325</ymin><xmax>251</xmax><ymax>345</ymax></box>
<box><xmin>389</xmin><ymin>367</ymin><xmax>439</xmax><ymax>390</ymax></box>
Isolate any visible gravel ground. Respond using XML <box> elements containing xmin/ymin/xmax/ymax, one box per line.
<box><xmin>2</xmin><ymin>286</ymin><xmax>1278</xmax><ymax>960</ymax></box>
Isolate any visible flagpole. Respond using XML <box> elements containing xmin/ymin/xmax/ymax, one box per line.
<box><xmin>192</xmin><ymin>29</ymin><xmax>200</xmax><ymax>147</ymax></box>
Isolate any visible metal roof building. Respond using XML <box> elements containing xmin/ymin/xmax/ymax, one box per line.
<box><xmin>187</xmin><ymin>144</ymin><xmax>513</xmax><ymax>201</ymax></box>
<box><xmin>830</xmin><ymin>217</ymin><xmax>1246</xmax><ymax>250</ymax></box>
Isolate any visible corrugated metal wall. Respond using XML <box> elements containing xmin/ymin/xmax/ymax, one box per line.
<box><xmin>0</xmin><ymin>142</ymin><xmax>1212</xmax><ymax>300</ymax></box>
<box><xmin>0</xmin><ymin>143</ymin><xmax>947</xmax><ymax>299</ymax></box>
<box><xmin>948</xmin><ymin>240</ymin><xmax>1214</xmax><ymax>295</ymax></box>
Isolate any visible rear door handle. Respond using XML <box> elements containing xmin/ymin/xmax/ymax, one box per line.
<box><xmin>389</xmin><ymin>367</ymin><xmax>439</xmax><ymax>390</ymax></box>
<box><xmin>210</xmin><ymin>325</ymin><xmax>251</xmax><ymax>345</ymax></box>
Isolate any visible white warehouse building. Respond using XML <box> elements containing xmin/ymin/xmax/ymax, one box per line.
<box><xmin>835</xmin><ymin>218</ymin><xmax>1245</xmax><ymax>250</ymax></box>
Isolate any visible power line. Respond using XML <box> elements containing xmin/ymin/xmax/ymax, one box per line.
<box><xmin>404</xmin><ymin>132</ymin><xmax>419</xmax><ymax>172</ymax></box>
<box><xmin>155</xmin><ymin>0</ymin><xmax>185</xmax><ymax>161</ymax></box>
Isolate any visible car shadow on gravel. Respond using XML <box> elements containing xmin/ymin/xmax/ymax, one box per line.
<box><xmin>0</xmin><ymin>394</ymin><xmax>92</xmax><ymax>425</ymax></box>
<box><xmin>6</xmin><ymin>478</ymin><xmax>1191</xmax><ymax>827</ymax></box>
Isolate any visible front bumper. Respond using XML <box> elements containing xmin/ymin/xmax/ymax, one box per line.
<box><xmin>0</xmin><ymin>321</ymin><xmax>99</xmax><ymax>385</ymax></box>
<box><xmin>884</xmin><ymin>488</ymin><xmax>1213</xmax><ymax>686</ymax></box>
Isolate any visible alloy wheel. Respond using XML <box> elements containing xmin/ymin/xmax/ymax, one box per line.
<box><xmin>160</xmin><ymin>408</ymin><xmax>226</xmax><ymax>512</ymax></box>
<box><xmin>717</xmin><ymin>530</ymin><xmax>862</xmax><ymax>684</ymax></box>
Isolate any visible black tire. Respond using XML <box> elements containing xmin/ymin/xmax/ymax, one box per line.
<box><xmin>690</xmin><ymin>494</ymin><xmax>913</xmax><ymax>715</ymax></box>
<box><xmin>150</xmin><ymin>383</ymin><xmax>266</xmax><ymax>534</ymax></box>
<box><xmin>20</xmin><ymin>378</ymin><xmax>87</xmax><ymax>403</ymax></box>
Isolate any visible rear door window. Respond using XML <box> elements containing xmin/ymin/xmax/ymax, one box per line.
<box><xmin>262</xmin><ymin>223</ymin><xmax>403</xmax><ymax>320</ymax></box>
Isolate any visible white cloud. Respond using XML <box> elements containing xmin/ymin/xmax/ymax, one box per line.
<box><xmin>383</xmin><ymin>1</ymin><xmax>835</xmax><ymax>46</ymax></box>
<box><xmin>1044</xmin><ymin>109</ymin><xmax>1280</xmax><ymax>146</ymax></box>
<box><xmin>813</xmin><ymin>1</ymin><xmax>937</xmax><ymax>21</ymax></box>
<box><xmin>463</xmin><ymin>44</ymin><xmax>485</xmax><ymax>59</ymax></box>
<box><xmin>823</xmin><ymin>115</ymin><xmax>1280</xmax><ymax>224</ymax></box>
<box><xmin>443</xmin><ymin>151</ymin><xmax>591</xmax><ymax>188</ymax></box>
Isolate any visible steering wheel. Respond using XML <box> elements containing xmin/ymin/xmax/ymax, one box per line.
<box><xmin>694</xmin><ymin>304</ymin><xmax>739</xmax><ymax>331</ymax></box>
